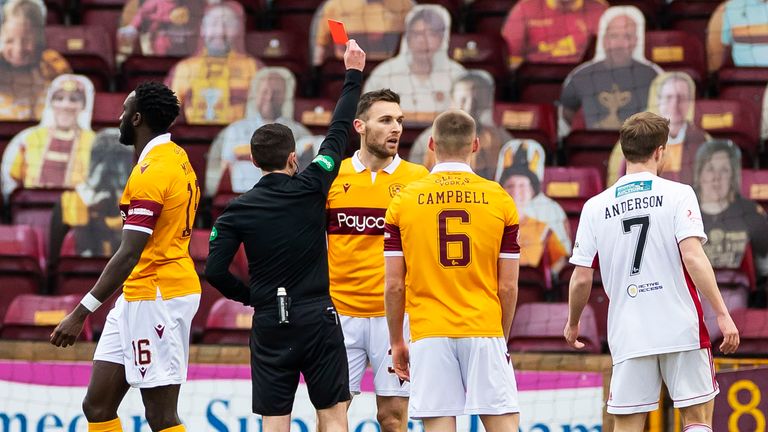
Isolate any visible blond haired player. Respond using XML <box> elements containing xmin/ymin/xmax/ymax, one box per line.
<box><xmin>565</xmin><ymin>112</ymin><xmax>740</xmax><ymax>432</ymax></box>
<box><xmin>51</xmin><ymin>82</ymin><xmax>200</xmax><ymax>432</ymax></box>
<box><xmin>325</xmin><ymin>88</ymin><xmax>427</xmax><ymax>431</ymax></box>
<box><xmin>384</xmin><ymin>110</ymin><xmax>521</xmax><ymax>432</ymax></box>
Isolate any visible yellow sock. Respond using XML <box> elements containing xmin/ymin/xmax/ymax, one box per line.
<box><xmin>88</xmin><ymin>418</ymin><xmax>123</xmax><ymax>432</ymax></box>
<box><xmin>159</xmin><ymin>426</ymin><xmax>186</xmax><ymax>432</ymax></box>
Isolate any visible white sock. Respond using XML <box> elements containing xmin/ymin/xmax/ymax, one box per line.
<box><xmin>683</xmin><ymin>424</ymin><xmax>712</xmax><ymax>432</ymax></box>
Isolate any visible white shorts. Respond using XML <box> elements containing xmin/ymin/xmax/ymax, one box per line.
<box><xmin>341</xmin><ymin>314</ymin><xmax>410</xmax><ymax>397</ymax></box>
<box><xmin>608</xmin><ymin>348</ymin><xmax>719</xmax><ymax>415</ymax></box>
<box><xmin>409</xmin><ymin>337</ymin><xmax>520</xmax><ymax>418</ymax></box>
<box><xmin>94</xmin><ymin>292</ymin><xmax>200</xmax><ymax>388</ymax></box>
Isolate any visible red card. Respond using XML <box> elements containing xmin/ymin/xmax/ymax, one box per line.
<box><xmin>328</xmin><ymin>19</ymin><xmax>349</xmax><ymax>45</ymax></box>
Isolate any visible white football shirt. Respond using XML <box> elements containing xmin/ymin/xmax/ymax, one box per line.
<box><xmin>570</xmin><ymin>171</ymin><xmax>710</xmax><ymax>364</ymax></box>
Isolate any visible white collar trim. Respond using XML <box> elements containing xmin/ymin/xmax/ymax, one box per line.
<box><xmin>431</xmin><ymin>162</ymin><xmax>474</xmax><ymax>174</ymax></box>
<box><xmin>351</xmin><ymin>151</ymin><xmax>402</xmax><ymax>174</ymax></box>
<box><xmin>138</xmin><ymin>133</ymin><xmax>172</xmax><ymax>163</ymax></box>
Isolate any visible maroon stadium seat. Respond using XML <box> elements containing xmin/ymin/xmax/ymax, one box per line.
<box><xmin>245</xmin><ymin>30</ymin><xmax>309</xmax><ymax>78</ymax></box>
<box><xmin>120</xmin><ymin>55</ymin><xmax>182</xmax><ymax>93</ymax></box>
<box><xmin>55</xmin><ymin>230</ymin><xmax>108</xmax><ymax>295</ymax></box>
<box><xmin>493</xmin><ymin>103</ymin><xmax>558</xmax><ymax>154</ymax></box>
<box><xmin>449</xmin><ymin>33</ymin><xmax>508</xmax><ymax>85</ymax></box>
<box><xmin>92</xmin><ymin>92</ymin><xmax>129</xmax><ymax>130</ymax></box>
<box><xmin>201</xmin><ymin>297</ymin><xmax>253</xmax><ymax>344</ymax></box>
<box><xmin>508</xmin><ymin>302</ymin><xmax>601</xmax><ymax>354</ymax></box>
<box><xmin>741</xmin><ymin>169</ymin><xmax>768</xmax><ymax>213</ymax></box>
<box><xmin>644</xmin><ymin>30</ymin><xmax>707</xmax><ymax>89</ymax></box>
<box><xmin>563</xmin><ymin>110</ymin><xmax>620</xmax><ymax>181</ymax></box>
<box><xmin>667</xmin><ymin>1</ymin><xmax>720</xmax><ymax>43</ymax></box>
<box><xmin>718</xmin><ymin>86</ymin><xmax>766</xmax><ymax>120</ymax></box>
<box><xmin>10</xmin><ymin>188</ymin><xmax>66</xmax><ymax>261</ymax></box>
<box><xmin>465</xmin><ymin>0</ymin><xmax>513</xmax><ymax>35</ymax></box>
<box><xmin>720</xmin><ymin>308</ymin><xmax>768</xmax><ymax>354</ymax></box>
<box><xmin>0</xmin><ymin>225</ymin><xmax>44</xmax><ymax>324</ymax></box>
<box><xmin>542</xmin><ymin>166</ymin><xmax>603</xmax><ymax>215</ymax></box>
<box><xmin>1</xmin><ymin>294</ymin><xmax>91</xmax><ymax>341</ymax></box>
<box><xmin>45</xmin><ymin>25</ymin><xmax>115</xmax><ymax>91</ymax></box>
<box><xmin>293</xmin><ymin>97</ymin><xmax>336</xmax><ymax>135</ymax></box>
<box><xmin>694</xmin><ymin>99</ymin><xmax>760</xmax><ymax>162</ymax></box>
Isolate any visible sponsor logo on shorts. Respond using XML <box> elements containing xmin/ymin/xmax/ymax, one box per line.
<box><xmin>155</xmin><ymin>324</ymin><xmax>165</xmax><ymax>339</ymax></box>
<box><xmin>139</xmin><ymin>367</ymin><xmax>147</xmax><ymax>378</ymax></box>
<box><xmin>615</xmin><ymin>180</ymin><xmax>652</xmax><ymax>198</ymax></box>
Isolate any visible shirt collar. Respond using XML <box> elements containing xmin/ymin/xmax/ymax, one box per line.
<box><xmin>138</xmin><ymin>133</ymin><xmax>172</xmax><ymax>164</ymax></box>
<box><xmin>351</xmin><ymin>151</ymin><xmax>402</xmax><ymax>174</ymax></box>
<box><xmin>431</xmin><ymin>162</ymin><xmax>474</xmax><ymax>174</ymax></box>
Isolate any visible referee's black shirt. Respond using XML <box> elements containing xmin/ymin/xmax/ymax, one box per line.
<box><xmin>204</xmin><ymin>69</ymin><xmax>362</xmax><ymax>309</ymax></box>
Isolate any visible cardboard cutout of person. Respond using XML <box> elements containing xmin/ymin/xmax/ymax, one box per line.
<box><xmin>693</xmin><ymin>140</ymin><xmax>768</xmax><ymax>290</ymax></box>
<box><xmin>116</xmin><ymin>0</ymin><xmax>206</xmax><ymax>61</ymax></box>
<box><xmin>495</xmin><ymin>138</ymin><xmax>572</xmax><ymax>256</ymax></box>
<box><xmin>716</xmin><ymin>0</ymin><xmax>768</xmax><ymax>68</ymax></box>
<box><xmin>501</xmin><ymin>0</ymin><xmax>608</xmax><ymax>70</ymax></box>
<box><xmin>408</xmin><ymin>70</ymin><xmax>511</xmax><ymax>179</ymax></box>
<box><xmin>205</xmin><ymin>67</ymin><xmax>311</xmax><ymax>196</ymax></box>
<box><xmin>310</xmin><ymin>0</ymin><xmax>414</xmax><ymax>66</ymax></box>
<box><xmin>166</xmin><ymin>1</ymin><xmax>263</xmax><ymax>125</ymax></box>
<box><xmin>1</xmin><ymin>74</ymin><xmax>95</xmax><ymax>200</ymax></box>
<box><xmin>0</xmin><ymin>0</ymin><xmax>71</xmax><ymax>120</ymax></box>
<box><xmin>498</xmin><ymin>143</ymin><xmax>569</xmax><ymax>272</ymax></box>
<box><xmin>607</xmin><ymin>71</ymin><xmax>711</xmax><ymax>186</ymax></box>
<box><xmin>363</xmin><ymin>4</ymin><xmax>466</xmax><ymax>123</ymax></box>
<box><xmin>560</xmin><ymin>6</ymin><xmax>662</xmax><ymax>131</ymax></box>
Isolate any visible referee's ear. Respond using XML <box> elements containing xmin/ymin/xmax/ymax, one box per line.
<box><xmin>250</xmin><ymin>153</ymin><xmax>260</xmax><ymax>168</ymax></box>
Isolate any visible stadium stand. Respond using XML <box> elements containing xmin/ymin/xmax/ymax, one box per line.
<box><xmin>509</xmin><ymin>302</ymin><xmax>601</xmax><ymax>354</ymax></box>
<box><xmin>200</xmin><ymin>297</ymin><xmax>253</xmax><ymax>345</ymax></box>
<box><xmin>1</xmin><ymin>293</ymin><xmax>91</xmax><ymax>341</ymax></box>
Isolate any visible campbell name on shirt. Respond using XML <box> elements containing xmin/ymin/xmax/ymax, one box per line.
<box><xmin>417</xmin><ymin>173</ymin><xmax>491</xmax><ymax>205</ymax></box>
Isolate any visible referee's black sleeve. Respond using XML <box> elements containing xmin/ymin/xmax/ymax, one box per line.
<box><xmin>298</xmin><ymin>69</ymin><xmax>363</xmax><ymax>194</ymax></box>
<box><xmin>205</xmin><ymin>215</ymin><xmax>250</xmax><ymax>305</ymax></box>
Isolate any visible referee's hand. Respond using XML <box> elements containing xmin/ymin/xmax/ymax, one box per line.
<box><xmin>344</xmin><ymin>39</ymin><xmax>365</xmax><ymax>72</ymax></box>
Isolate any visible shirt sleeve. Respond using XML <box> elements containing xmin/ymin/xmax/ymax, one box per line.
<box><xmin>674</xmin><ymin>185</ymin><xmax>707</xmax><ymax>244</ymax></box>
<box><xmin>500</xmin><ymin>195</ymin><xmax>521</xmax><ymax>259</ymax></box>
<box><xmin>570</xmin><ymin>201</ymin><xmax>598</xmax><ymax>268</ymax></box>
<box><xmin>298</xmin><ymin>69</ymin><xmax>362</xmax><ymax>194</ymax></box>
<box><xmin>383</xmin><ymin>193</ymin><xmax>404</xmax><ymax>257</ymax></box>
<box><xmin>205</xmin><ymin>214</ymin><xmax>251</xmax><ymax>305</ymax></box>
<box><xmin>122</xmin><ymin>172</ymin><xmax>165</xmax><ymax>235</ymax></box>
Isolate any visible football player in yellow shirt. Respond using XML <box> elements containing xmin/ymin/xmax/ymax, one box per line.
<box><xmin>51</xmin><ymin>82</ymin><xmax>200</xmax><ymax>432</ymax></box>
<box><xmin>384</xmin><ymin>110</ymin><xmax>521</xmax><ymax>432</ymax></box>
<box><xmin>325</xmin><ymin>89</ymin><xmax>427</xmax><ymax>431</ymax></box>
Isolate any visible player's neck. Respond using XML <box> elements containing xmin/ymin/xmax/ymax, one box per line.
<box><xmin>625</xmin><ymin>161</ymin><xmax>658</xmax><ymax>177</ymax></box>
<box><xmin>358</xmin><ymin>147</ymin><xmax>393</xmax><ymax>172</ymax></box>
<box><xmin>133</xmin><ymin>131</ymin><xmax>155</xmax><ymax>160</ymax></box>
<box><xmin>435</xmin><ymin>157</ymin><xmax>472</xmax><ymax>166</ymax></box>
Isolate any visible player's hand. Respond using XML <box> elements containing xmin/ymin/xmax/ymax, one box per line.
<box><xmin>50</xmin><ymin>307</ymin><xmax>88</xmax><ymax>348</ymax></box>
<box><xmin>717</xmin><ymin>313</ymin><xmax>739</xmax><ymax>355</ymax></box>
<box><xmin>390</xmin><ymin>341</ymin><xmax>410</xmax><ymax>382</ymax></box>
<box><xmin>343</xmin><ymin>39</ymin><xmax>365</xmax><ymax>72</ymax></box>
<box><xmin>564</xmin><ymin>322</ymin><xmax>585</xmax><ymax>350</ymax></box>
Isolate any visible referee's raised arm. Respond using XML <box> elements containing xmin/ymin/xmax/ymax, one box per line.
<box><xmin>300</xmin><ymin>39</ymin><xmax>365</xmax><ymax>191</ymax></box>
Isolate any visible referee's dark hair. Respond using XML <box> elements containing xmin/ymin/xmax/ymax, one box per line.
<box><xmin>356</xmin><ymin>89</ymin><xmax>400</xmax><ymax>120</ymax></box>
<box><xmin>135</xmin><ymin>82</ymin><xmax>180</xmax><ymax>134</ymax></box>
<box><xmin>251</xmin><ymin>123</ymin><xmax>296</xmax><ymax>171</ymax></box>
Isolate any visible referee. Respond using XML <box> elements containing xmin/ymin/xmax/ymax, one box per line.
<box><xmin>204</xmin><ymin>40</ymin><xmax>365</xmax><ymax>432</ymax></box>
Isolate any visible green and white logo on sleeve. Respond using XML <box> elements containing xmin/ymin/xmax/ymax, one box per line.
<box><xmin>312</xmin><ymin>154</ymin><xmax>335</xmax><ymax>172</ymax></box>
<box><xmin>209</xmin><ymin>226</ymin><xmax>218</xmax><ymax>241</ymax></box>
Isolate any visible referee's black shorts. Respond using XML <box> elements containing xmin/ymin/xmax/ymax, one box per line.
<box><xmin>250</xmin><ymin>296</ymin><xmax>351</xmax><ymax>416</ymax></box>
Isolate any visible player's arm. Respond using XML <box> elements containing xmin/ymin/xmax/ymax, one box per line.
<box><xmin>205</xmin><ymin>217</ymin><xmax>250</xmax><ymax>305</ymax></box>
<box><xmin>50</xmin><ymin>229</ymin><xmax>149</xmax><ymax>348</ymax></box>
<box><xmin>564</xmin><ymin>265</ymin><xmax>594</xmax><ymax>350</ymax></box>
<box><xmin>679</xmin><ymin>237</ymin><xmax>739</xmax><ymax>354</ymax></box>
<box><xmin>383</xmin><ymin>199</ymin><xmax>409</xmax><ymax>381</ymax></box>
<box><xmin>498</xmin><ymin>258</ymin><xmax>520</xmax><ymax>341</ymax></box>
<box><xmin>299</xmin><ymin>40</ymin><xmax>364</xmax><ymax>191</ymax></box>
<box><xmin>564</xmin><ymin>202</ymin><xmax>597</xmax><ymax>349</ymax></box>
<box><xmin>384</xmin><ymin>255</ymin><xmax>409</xmax><ymax>381</ymax></box>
